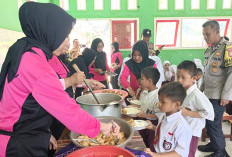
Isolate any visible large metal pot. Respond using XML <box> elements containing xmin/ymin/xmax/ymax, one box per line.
<box><xmin>70</xmin><ymin>116</ymin><xmax>133</xmax><ymax>148</ymax></box>
<box><xmin>76</xmin><ymin>93</ymin><xmax>123</xmax><ymax>117</ymax></box>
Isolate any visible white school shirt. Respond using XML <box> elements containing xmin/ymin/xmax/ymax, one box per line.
<box><xmin>164</xmin><ymin>70</ymin><xmax>172</xmax><ymax>81</ymax></box>
<box><xmin>139</xmin><ymin>89</ymin><xmax>165</xmax><ymax>122</ymax></box>
<box><xmin>182</xmin><ymin>84</ymin><xmax>214</xmax><ymax>137</ymax></box>
<box><xmin>154</xmin><ymin>111</ymin><xmax>192</xmax><ymax>157</ymax></box>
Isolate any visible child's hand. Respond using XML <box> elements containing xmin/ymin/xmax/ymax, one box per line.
<box><xmin>127</xmin><ymin>87</ymin><xmax>136</xmax><ymax>98</ymax></box>
<box><xmin>180</xmin><ymin>107</ymin><xmax>190</xmax><ymax>116</ymax></box>
<box><xmin>146</xmin><ymin>120</ymin><xmax>155</xmax><ymax>130</ymax></box>
<box><xmin>136</xmin><ymin>109</ymin><xmax>146</xmax><ymax>118</ymax></box>
<box><xmin>144</xmin><ymin>148</ymin><xmax>160</xmax><ymax>157</ymax></box>
<box><xmin>127</xmin><ymin>105</ymin><xmax>139</xmax><ymax>108</ymax></box>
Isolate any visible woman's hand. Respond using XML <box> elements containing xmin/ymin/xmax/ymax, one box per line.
<box><xmin>100</xmin><ymin>122</ymin><xmax>120</xmax><ymax>137</ymax></box>
<box><xmin>144</xmin><ymin>148</ymin><xmax>160</xmax><ymax>157</ymax></box>
<box><xmin>64</xmin><ymin>72</ymin><xmax>86</xmax><ymax>89</ymax></box>
<box><xmin>49</xmin><ymin>135</ymin><xmax>57</xmax><ymax>150</ymax></box>
<box><xmin>85</xmin><ymin>79</ymin><xmax>106</xmax><ymax>89</ymax></box>
<box><xmin>111</xmin><ymin>63</ymin><xmax>118</xmax><ymax>70</ymax></box>
<box><xmin>94</xmin><ymin>68</ymin><xmax>103</xmax><ymax>74</ymax></box>
<box><xmin>71</xmin><ymin>72</ymin><xmax>85</xmax><ymax>85</ymax></box>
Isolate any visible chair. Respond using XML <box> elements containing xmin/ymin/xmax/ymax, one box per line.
<box><xmin>201</xmin><ymin>112</ymin><xmax>232</xmax><ymax>141</ymax></box>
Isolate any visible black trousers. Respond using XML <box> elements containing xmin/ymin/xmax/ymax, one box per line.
<box><xmin>206</xmin><ymin>99</ymin><xmax>225</xmax><ymax>150</ymax></box>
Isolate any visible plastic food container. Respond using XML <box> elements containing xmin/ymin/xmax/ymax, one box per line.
<box><xmin>66</xmin><ymin>145</ymin><xmax>135</xmax><ymax>157</ymax></box>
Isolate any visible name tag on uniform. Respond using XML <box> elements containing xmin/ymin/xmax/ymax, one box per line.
<box><xmin>224</xmin><ymin>45</ymin><xmax>232</xmax><ymax>67</ymax></box>
<box><xmin>216</xmin><ymin>51</ymin><xmax>221</xmax><ymax>56</ymax></box>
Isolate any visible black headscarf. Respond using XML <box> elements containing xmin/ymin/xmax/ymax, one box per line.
<box><xmin>68</xmin><ymin>48</ymin><xmax>97</xmax><ymax>79</ymax></box>
<box><xmin>112</xmin><ymin>42</ymin><xmax>119</xmax><ymax>53</ymax></box>
<box><xmin>125</xmin><ymin>40</ymin><xmax>155</xmax><ymax>79</ymax></box>
<box><xmin>91</xmin><ymin>38</ymin><xmax>107</xmax><ymax>72</ymax></box>
<box><xmin>0</xmin><ymin>2</ymin><xmax>76</xmax><ymax>100</ymax></box>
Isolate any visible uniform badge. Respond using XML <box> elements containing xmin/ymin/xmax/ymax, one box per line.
<box><xmin>211</xmin><ymin>62</ymin><xmax>218</xmax><ymax>66</ymax></box>
<box><xmin>212</xmin><ymin>68</ymin><xmax>218</xmax><ymax>73</ymax></box>
<box><xmin>224</xmin><ymin>45</ymin><xmax>232</xmax><ymax>67</ymax></box>
<box><xmin>215</xmin><ymin>52</ymin><xmax>221</xmax><ymax>56</ymax></box>
<box><xmin>163</xmin><ymin>140</ymin><xmax>172</xmax><ymax>150</ymax></box>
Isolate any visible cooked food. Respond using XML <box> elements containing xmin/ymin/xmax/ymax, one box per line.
<box><xmin>130</xmin><ymin>99</ymin><xmax>141</xmax><ymax>106</ymax></box>
<box><xmin>134</xmin><ymin>120</ymin><xmax>149</xmax><ymax>128</ymax></box>
<box><xmin>122</xmin><ymin>108</ymin><xmax>127</xmax><ymax>114</ymax></box>
<box><xmin>117</xmin><ymin>155</ymin><xmax>123</xmax><ymax>157</ymax></box>
<box><xmin>128</xmin><ymin>119</ymin><xmax>135</xmax><ymax>126</ymax></box>
<box><xmin>75</xmin><ymin>132</ymin><xmax>126</xmax><ymax>147</ymax></box>
<box><xmin>102</xmin><ymin>90</ymin><xmax>123</xmax><ymax>96</ymax></box>
<box><xmin>124</xmin><ymin>107</ymin><xmax>140</xmax><ymax>115</ymax></box>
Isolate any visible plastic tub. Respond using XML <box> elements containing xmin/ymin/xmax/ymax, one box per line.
<box><xmin>66</xmin><ymin>145</ymin><xmax>135</xmax><ymax>157</ymax></box>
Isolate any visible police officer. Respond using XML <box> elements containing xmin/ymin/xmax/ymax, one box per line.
<box><xmin>141</xmin><ymin>29</ymin><xmax>165</xmax><ymax>56</ymax></box>
<box><xmin>198</xmin><ymin>20</ymin><xmax>231</xmax><ymax>157</ymax></box>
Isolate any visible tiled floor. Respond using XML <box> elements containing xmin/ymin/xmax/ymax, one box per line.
<box><xmin>195</xmin><ymin>122</ymin><xmax>232</xmax><ymax>157</ymax></box>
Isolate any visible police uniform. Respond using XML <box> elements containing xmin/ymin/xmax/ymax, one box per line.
<box><xmin>201</xmin><ymin>38</ymin><xmax>232</xmax><ymax>151</ymax></box>
<box><xmin>142</xmin><ymin>29</ymin><xmax>160</xmax><ymax>56</ymax></box>
<box><xmin>147</xmin><ymin>42</ymin><xmax>161</xmax><ymax>56</ymax></box>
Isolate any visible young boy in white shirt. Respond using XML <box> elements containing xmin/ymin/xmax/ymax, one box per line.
<box><xmin>145</xmin><ymin>82</ymin><xmax>192</xmax><ymax>157</ymax></box>
<box><xmin>137</xmin><ymin>67</ymin><xmax>162</xmax><ymax>119</ymax></box>
<box><xmin>129</xmin><ymin>67</ymin><xmax>163</xmax><ymax>151</ymax></box>
<box><xmin>177</xmin><ymin>61</ymin><xmax>214</xmax><ymax>157</ymax></box>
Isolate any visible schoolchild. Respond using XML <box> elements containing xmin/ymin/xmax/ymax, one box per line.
<box><xmin>177</xmin><ymin>60</ymin><xmax>214</xmax><ymax>157</ymax></box>
<box><xmin>145</xmin><ymin>82</ymin><xmax>192</xmax><ymax>157</ymax></box>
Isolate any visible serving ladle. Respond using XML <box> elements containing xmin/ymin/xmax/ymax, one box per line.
<box><xmin>72</xmin><ymin>64</ymin><xmax>100</xmax><ymax>104</ymax></box>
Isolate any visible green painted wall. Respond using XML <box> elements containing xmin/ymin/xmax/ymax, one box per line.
<box><xmin>0</xmin><ymin>0</ymin><xmax>51</xmax><ymax>32</ymax></box>
<box><xmin>1</xmin><ymin>0</ymin><xmax>232</xmax><ymax>64</ymax></box>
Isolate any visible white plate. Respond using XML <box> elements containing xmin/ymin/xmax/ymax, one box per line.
<box><xmin>123</xmin><ymin>107</ymin><xmax>141</xmax><ymax>117</ymax></box>
<box><xmin>133</xmin><ymin>120</ymin><xmax>149</xmax><ymax>130</ymax></box>
<box><xmin>127</xmin><ymin>98</ymin><xmax>141</xmax><ymax>106</ymax></box>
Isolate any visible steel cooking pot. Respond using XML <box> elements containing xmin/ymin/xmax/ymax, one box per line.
<box><xmin>76</xmin><ymin>93</ymin><xmax>123</xmax><ymax>117</ymax></box>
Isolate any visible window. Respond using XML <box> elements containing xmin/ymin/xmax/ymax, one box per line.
<box><xmin>191</xmin><ymin>0</ymin><xmax>200</xmax><ymax>10</ymax></box>
<box><xmin>223</xmin><ymin>0</ymin><xmax>231</xmax><ymax>9</ymax></box>
<box><xmin>212</xmin><ymin>19</ymin><xmax>230</xmax><ymax>37</ymax></box>
<box><xmin>60</xmin><ymin>0</ymin><xmax>69</xmax><ymax>10</ymax></box>
<box><xmin>155</xmin><ymin>20</ymin><xmax>179</xmax><ymax>47</ymax></box>
<box><xmin>128</xmin><ymin>0</ymin><xmax>137</xmax><ymax>10</ymax></box>
<box><xmin>182</xmin><ymin>19</ymin><xmax>207</xmax><ymax>47</ymax></box>
<box><xmin>158</xmin><ymin>0</ymin><xmax>168</xmax><ymax>10</ymax></box>
<box><xmin>175</xmin><ymin>0</ymin><xmax>184</xmax><ymax>10</ymax></box>
<box><xmin>77</xmin><ymin>0</ymin><xmax>86</xmax><ymax>10</ymax></box>
<box><xmin>207</xmin><ymin>0</ymin><xmax>216</xmax><ymax>9</ymax></box>
<box><xmin>111</xmin><ymin>0</ymin><xmax>120</xmax><ymax>10</ymax></box>
<box><xmin>112</xmin><ymin>20</ymin><xmax>137</xmax><ymax>49</ymax></box>
<box><xmin>94</xmin><ymin>0</ymin><xmax>103</xmax><ymax>10</ymax></box>
<box><xmin>154</xmin><ymin>17</ymin><xmax>232</xmax><ymax>49</ymax></box>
